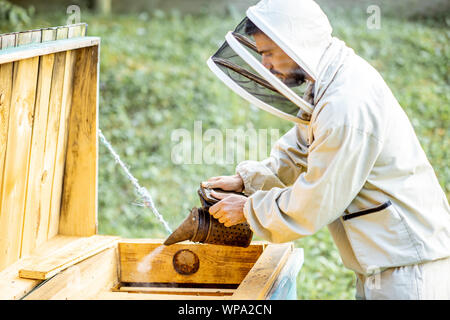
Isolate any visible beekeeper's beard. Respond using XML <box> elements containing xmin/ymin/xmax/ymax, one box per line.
<box><xmin>270</xmin><ymin>66</ymin><xmax>308</xmax><ymax>88</ymax></box>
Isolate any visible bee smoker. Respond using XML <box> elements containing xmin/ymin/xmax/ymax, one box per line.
<box><xmin>163</xmin><ymin>185</ymin><xmax>253</xmax><ymax>247</ymax></box>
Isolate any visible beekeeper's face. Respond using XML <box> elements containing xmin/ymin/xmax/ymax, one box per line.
<box><xmin>254</xmin><ymin>31</ymin><xmax>310</xmax><ymax>87</ymax></box>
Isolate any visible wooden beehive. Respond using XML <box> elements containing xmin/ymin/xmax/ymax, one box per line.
<box><xmin>0</xmin><ymin>24</ymin><xmax>303</xmax><ymax>300</ymax></box>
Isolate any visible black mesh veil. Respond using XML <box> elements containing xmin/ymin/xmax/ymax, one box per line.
<box><xmin>209</xmin><ymin>17</ymin><xmax>311</xmax><ymax>121</ymax></box>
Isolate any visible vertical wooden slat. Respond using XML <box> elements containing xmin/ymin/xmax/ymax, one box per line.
<box><xmin>18</xmin><ymin>30</ymin><xmax>48</xmax><ymax>257</ymax></box>
<box><xmin>232</xmin><ymin>243</ymin><xmax>293</xmax><ymax>300</ymax></box>
<box><xmin>47</xmin><ymin>48</ymin><xmax>77</xmax><ymax>239</ymax></box>
<box><xmin>41</xmin><ymin>28</ymin><xmax>57</xmax><ymax>43</ymax></box>
<box><xmin>68</xmin><ymin>25</ymin><xmax>82</xmax><ymax>39</ymax></box>
<box><xmin>1</xmin><ymin>34</ymin><xmax>17</xmax><ymax>49</ymax></box>
<box><xmin>15</xmin><ymin>32</ymin><xmax>32</xmax><ymax>47</ymax></box>
<box><xmin>31</xmin><ymin>28</ymin><xmax>58</xmax><ymax>244</ymax></box>
<box><xmin>0</xmin><ymin>34</ymin><xmax>16</xmax><ymax>271</ymax></box>
<box><xmin>0</xmin><ymin>31</ymin><xmax>39</xmax><ymax>269</ymax></box>
<box><xmin>1</xmin><ymin>34</ymin><xmax>14</xmax><ymax>49</ymax></box>
<box><xmin>37</xmin><ymin>51</ymin><xmax>66</xmax><ymax>244</ymax></box>
<box><xmin>30</xmin><ymin>30</ymin><xmax>42</xmax><ymax>44</ymax></box>
<box><xmin>21</xmin><ymin>51</ymin><xmax>56</xmax><ymax>256</ymax></box>
<box><xmin>41</xmin><ymin>28</ymin><xmax>57</xmax><ymax>44</ymax></box>
<box><xmin>81</xmin><ymin>24</ymin><xmax>87</xmax><ymax>37</ymax></box>
<box><xmin>0</xmin><ymin>63</ymin><xmax>13</xmax><ymax>207</ymax></box>
<box><xmin>56</xmin><ymin>27</ymin><xmax>69</xmax><ymax>41</ymax></box>
<box><xmin>0</xmin><ymin>35</ymin><xmax>16</xmax><ymax>187</ymax></box>
<box><xmin>59</xmin><ymin>45</ymin><xmax>99</xmax><ymax>236</ymax></box>
<box><xmin>0</xmin><ymin>55</ymin><xmax>39</xmax><ymax>269</ymax></box>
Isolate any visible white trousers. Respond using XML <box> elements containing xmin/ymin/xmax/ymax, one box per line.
<box><xmin>355</xmin><ymin>256</ymin><xmax>450</xmax><ymax>300</ymax></box>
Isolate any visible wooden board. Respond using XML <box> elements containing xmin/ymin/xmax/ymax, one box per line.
<box><xmin>0</xmin><ymin>235</ymin><xmax>82</xmax><ymax>299</ymax></box>
<box><xmin>21</xmin><ymin>52</ymin><xmax>56</xmax><ymax>256</ymax></box>
<box><xmin>47</xmin><ymin>48</ymin><xmax>77</xmax><ymax>238</ymax></box>
<box><xmin>56</xmin><ymin>26</ymin><xmax>69</xmax><ymax>41</ymax></box>
<box><xmin>23</xmin><ymin>246</ymin><xmax>118</xmax><ymax>300</ymax></box>
<box><xmin>231</xmin><ymin>243</ymin><xmax>293</xmax><ymax>300</ymax></box>
<box><xmin>45</xmin><ymin>26</ymin><xmax>81</xmax><ymax>238</ymax></box>
<box><xmin>67</xmin><ymin>24</ymin><xmax>83</xmax><ymax>38</ymax></box>
<box><xmin>0</xmin><ymin>62</ymin><xmax>13</xmax><ymax>230</ymax></box>
<box><xmin>94</xmin><ymin>291</ymin><xmax>230</xmax><ymax>300</ymax></box>
<box><xmin>36</xmin><ymin>51</ymin><xmax>67</xmax><ymax>244</ymax></box>
<box><xmin>1</xmin><ymin>33</ymin><xmax>17</xmax><ymax>49</ymax></box>
<box><xmin>0</xmin><ymin>38</ymin><xmax>16</xmax><ymax>219</ymax></box>
<box><xmin>0</xmin><ymin>55</ymin><xmax>40</xmax><ymax>270</ymax></box>
<box><xmin>118</xmin><ymin>240</ymin><xmax>266</xmax><ymax>286</ymax></box>
<box><xmin>59</xmin><ymin>45</ymin><xmax>99</xmax><ymax>236</ymax></box>
<box><xmin>19</xmin><ymin>235</ymin><xmax>118</xmax><ymax>280</ymax></box>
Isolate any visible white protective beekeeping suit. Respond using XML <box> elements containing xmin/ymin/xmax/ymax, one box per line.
<box><xmin>207</xmin><ymin>0</ymin><xmax>450</xmax><ymax>299</ymax></box>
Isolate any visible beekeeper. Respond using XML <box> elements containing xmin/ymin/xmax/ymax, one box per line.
<box><xmin>202</xmin><ymin>0</ymin><xmax>450</xmax><ymax>299</ymax></box>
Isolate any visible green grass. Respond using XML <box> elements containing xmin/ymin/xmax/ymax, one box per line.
<box><xmin>1</xmin><ymin>6</ymin><xmax>448</xmax><ymax>300</ymax></box>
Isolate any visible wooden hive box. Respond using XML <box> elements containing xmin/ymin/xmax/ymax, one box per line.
<box><xmin>0</xmin><ymin>24</ymin><xmax>303</xmax><ymax>300</ymax></box>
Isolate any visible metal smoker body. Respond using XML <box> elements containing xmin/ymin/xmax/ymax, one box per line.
<box><xmin>164</xmin><ymin>186</ymin><xmax>253</xmax><ymax>247</ymax></box>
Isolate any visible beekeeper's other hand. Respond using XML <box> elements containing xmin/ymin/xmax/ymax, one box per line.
<box><xmin>201</xmin><ymin>174</ymin><xmax>244</xmax><ymax>193</ymax></box>
<box><xmin>208</xmin><ymin>190</ymin><xmax>247</xmax><ymax>227</ymax></box>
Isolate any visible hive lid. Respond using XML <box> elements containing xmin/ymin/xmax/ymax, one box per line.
<box><xmin>0</xmin><ymin>23</ymin><xmax>100</xmax><ymax>271</ymax></box>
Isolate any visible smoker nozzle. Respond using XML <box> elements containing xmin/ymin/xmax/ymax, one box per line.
<box><xmin>163</xmin><ymin>208</ymin><xmax>198</xmax><ymax>246</ymax></box>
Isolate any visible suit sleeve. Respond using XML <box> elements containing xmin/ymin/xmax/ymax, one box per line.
<box><xmin>243</xmin><ymin>123</ymin><xmax>383</xmax><ymax>243</ymax></box>
<box><xmin>236</xmin><ymin>125</ymin><xmax>309</xmax><ymax>196</ymax></box>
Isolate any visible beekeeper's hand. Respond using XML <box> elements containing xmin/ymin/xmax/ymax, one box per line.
<box><xmin>208</xmin><ymin>190</ymin><xmax>247</xmax><ymax>227</ymax></box>
<box><xmin>201</xmin><ymin>174</ymin><xmax>244</xmax><ymax>193</ymax></box>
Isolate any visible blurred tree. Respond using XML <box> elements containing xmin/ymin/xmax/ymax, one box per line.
<box><xmin>0</xmin><ymin>0</ymin><xmax>34</xmax><ymax>28</ymax></box>
<box><xmin>94</xmin><ymin>0</ymin><xmax>111</xmax><ymax>14</ymax></box>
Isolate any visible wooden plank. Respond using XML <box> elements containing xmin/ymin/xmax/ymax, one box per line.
<box><xmin>118</xmin><ymin>240</ymin><xmax>265</xmax><ymax>285</ymax></box>
<box><xmin>56</xmin><ymin>26</ymin><xmax>69</xmax><ymax>40</ymax></box>
<box><xmin>36</xmin><ymin>51</ymin><xmax>66</xmax><ymax>244</ymax></box>
<box><xmin>0</xmin><ymin>62</ymin><xmax>14</xmax><ymax>244</ymax></box>
<box><xmin>19</xmin><ymin>235</ymin><xmax>118</xmax><ymax>280</ymax></box>
<box><xmin>47</xmin><ymin>48</ymin><xmax>77</xmax><ymax>239</ymax></box>
<box><xmin>23</xmin><ymin>247</ymin><xmax>118</xmax><ymax>300</ymax></box>
<box><xmin>41</xmin><ymin>28</ymin><xmax>57</xmax><ymax>43</ymax></box>
<box><xmin>0</xmin><ymin>37</ymin><xmax>100</xmax><ymax>64</ymax></box>
<box><xmin>0</xmin><ymin>56</ymin><xmax>40</xmax><ymax>270</ymax></box>
<box><xmin>81</xmin><ymin>23</ymin><xmax>87</xmax><ymax>36</ymax></box>
<box><xmin>15</xmin><ymin>30</ymin><xmax>42</xmax><ymax>46</ymax></box>
<box><xmin>59</xmin><ymin>45</ymin><xmax>99</xmax><ymax>236</ymax></box>
<box><xmin>17</xmin><ymin>27</ymin><xmax>42</xmax><ymax>257</ymax></box>
<box><xmin>231</xmin><ymin>243</ymin><xmax>293</xmax><ymax>300</ymax></box>
<box><xmin>0</xmin><ymin>37</ymin><xmax>15</xmax><ymax>222</ymax></box>
<box><xmin>1</xmin><ymin>34</ymin><xmax>17</xmax><ymax>49</ymax></box>
<box><xmin>31</xmin><ymin>30</ymin><xmax>43</xmax><ymax>44</ymax></box>
<box><xmin>0</xmin><ymin>235</ymin><xmax>80</xmax><ymax>299</ymax></box>
<box><xmin>94</xmin><ymin>291</ymin><xmax>229</xmax><ymax>300</ymax></box>
<box><xmin>25</xmin><ymin>29</ymin><xmax>57</xmax><ymax>248</ymax></box>
<box><xmin>117</xmin><ymin>286</ymin><xmax>235</xmax><ymax>296</ymax></box>
<box><xmin>20</xmin><ymin>29</ymin><xmax>57</xmax><ymax>252</ymax></box>
<box><xmin>21</xmin><ymin>52</ymin><xmax>56</xmax><ymax>256</ymax></box>
<box><xmin>15</xmin><ymin>31</ymin><xmax>32</xmax><ymax>47</ymax></box>
<box><xmin>68</xmin><ymin>25</ymin><xmax>83</xmax><ymax>38</ymax></box>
